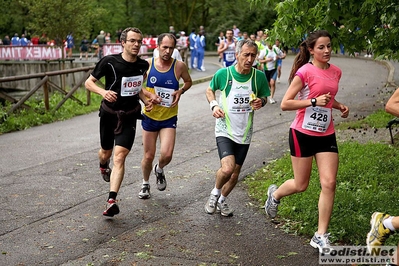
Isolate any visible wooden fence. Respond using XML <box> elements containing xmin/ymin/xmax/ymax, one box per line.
<box><xmin>0</xmin><ymin>63</ymin><xmax>96</xmax><ymax>116</ymax></box>
<box><xmin>0</xmin><ymin>48</ymin><xmax>188</xmax><ymax>119</ymax></box>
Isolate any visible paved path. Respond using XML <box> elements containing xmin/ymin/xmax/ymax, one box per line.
<box><xmin>0</xmin><ymin>55</ymin><xmax>395</xmax><ymax>266</ymax></box>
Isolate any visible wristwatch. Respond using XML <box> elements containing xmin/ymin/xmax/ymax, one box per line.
<box><xmin>311</xmin><ymin>98</ymin><xmax>317</xmax><ymax>107</ymax></box>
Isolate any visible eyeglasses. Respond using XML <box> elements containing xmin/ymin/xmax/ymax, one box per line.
<box><xmin>125</xmin><ymin>39</ymin><xmax>142</xmax><ymax>45</ymax></box>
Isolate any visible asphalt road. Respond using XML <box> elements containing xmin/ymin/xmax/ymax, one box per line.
<box><xmin>0</xmin><ymin>55</ymin><xmax>394</xmax><ymax>266</ymax></box>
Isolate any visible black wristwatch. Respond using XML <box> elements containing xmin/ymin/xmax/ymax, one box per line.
<box><xmin>311</xmin><ymin>98</ymin><xmax>317</xmax><ymax>107</ymax></box>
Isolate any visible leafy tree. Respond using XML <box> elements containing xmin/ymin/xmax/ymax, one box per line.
<box><xmin>0</xmin><ymin>0</ymin><xmax>28</xmax><ymax>37</ymax></box>
<box><xmin>250</xmin><ymin>0</ymin><xmax>399</xmax><ymax>60</ymax></box>
<box><xmin>24</xmin><ymin>0</ymin><xmax>107</xmax><ymax>56</ymax></box>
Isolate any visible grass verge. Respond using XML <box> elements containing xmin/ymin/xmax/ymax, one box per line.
<box><xmin>0</xmin><ymin>89</ymin><xmax>102</xmax><ymax>134</ymax></box>
<box><xmin>244</xmin><ymin>111</ymin><xmax>399</xmax><ymax>246</ymax></box>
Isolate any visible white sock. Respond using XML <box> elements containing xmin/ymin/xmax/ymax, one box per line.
<box><xmin>218</xmin><ymin>195</ymin><xmax>226</xmax><ymax>203</ymax></box>
<box><xmin>211</xmin><ymin>187</ymin><xmax>221</xmax><ymax>196</ymax></box>
<box><xmin>383</xmin><ymin>216</ymin><xmax>395</xmax><ymax>231</ymax></box>
<box><xmin>143</xmin><ymin>180</ymin><xmax>150</xmax><ymax>185</ymax></box>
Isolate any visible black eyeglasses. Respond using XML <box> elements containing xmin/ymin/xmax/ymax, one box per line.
<box><xmin>125</xmin><ymin>39</ymin><xmax>142</xmax><ymax>45</ymax></box>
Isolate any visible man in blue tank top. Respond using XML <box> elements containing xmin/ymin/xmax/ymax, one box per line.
<box><xmin>139</xmin><ymin>33</ymin><xmax>192</xmax><ymax>199</ymax></box>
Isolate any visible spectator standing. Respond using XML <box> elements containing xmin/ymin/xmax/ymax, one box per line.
<box><xmin>30</xmin><ymin>35</ymin><xmax>39</xmax><ymax>45</ymax></box>
<box><xmin>236</xmin><ymin>32</ymin><xmax>243</xmax><ymax>41</ymax></box>
<box><xmin>2</xmin><ymin>35</ymin><xmax>10</xmax><ymax>45</ymax></box>
<box><xmin>11</xmin><ymin>33</ymin><xmax>20</xmax><ymax>45</ymax></box>
<box><xmin>189</xmin><ymin>28</ymin><xmax>197</xmax><ymax>69</ymax></box>
<box><xmin>169</xmin><ymin>26</ymin><xmax>176</xmax><ymax>37</ymax></box>
<box><xmin>91</xmin><ymin>38</ymin><xmax>99</xmax><ymax>59</ymax></box>
<box><xmin>97</xmin><ymin>30</ymin><xmax>106</xmax><ymax>60</ymax></box>
<box><xmin>232</xmin><ymin>25</ymin><xmax>240</xmax><ymax>38</ymax></box>
<box><xmin>152</xmin><ymin>47</ymin><xmax>182</xmax><ymax>61</ymax></box>
<box><xmin>79</xmin><ymin>36</ymin><xmax>90</xmax><ymax>60</ymax></box>
<box><xmin>195</xmin><ymin>30</ymin><xmax>206</xmax><ymax>71</ymax></box>
<box><xmin>20</xmin><ymin>34</ymin><xmax>29</xmax><ymax>46</ymax></box>
<box><xmin>116</xmin><ymin>29</ymin><xmax>122</xmax><ymax>43</ymax></box>
<box><xmin>105</xmin><ymin>32</ymin><xmax>111</xmax><ymax>44</ymax></box>
<box><xmin>177</xmin><ymin>31</ymin><xmax>188</xmax><ymax>63</ymax></box>
<box><xmin>66</xmin><ymin>32</ymin><xmax>74</xmax><ymax>58</ymax></box>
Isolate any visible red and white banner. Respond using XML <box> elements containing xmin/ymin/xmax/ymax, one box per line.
<box><xmin>103</xmin><ymin>44</ymin><xmax>148</xmax><ymax>57</ymax></box>
<box><xmin>0</xmin><ymin>44</ymin><xmax>149</xmax><ymax>60</ymax></box>
<box><xmin>0</xmin><ymin>45</ymin><xmax>64</xmax><ymax>60</ymax></box>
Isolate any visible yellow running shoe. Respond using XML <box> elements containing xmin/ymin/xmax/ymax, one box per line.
<box><xmin>366</xmin><ymin>212</ymin><xmax>393</xmax><ymax>253</ymax></box>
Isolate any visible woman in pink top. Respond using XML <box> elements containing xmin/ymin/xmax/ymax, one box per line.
<box><xmin>264</xmin><ymin>30</ymin><xmax>349</xmax><ymax>252</ymax></box>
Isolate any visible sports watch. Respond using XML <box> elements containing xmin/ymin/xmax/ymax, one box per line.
<box><xmin>311</xmin><ymin>98</ymin><xmax>317</xmax><ymax>107</ymax></box>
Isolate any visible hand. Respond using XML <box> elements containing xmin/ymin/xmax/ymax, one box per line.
<box><xmin>250</xmin><ymin>98</ymin><xmax>263</xmax><ymax>110</ymax></box>
<box><xmin>339</xmin><ymin>104</ymin><xmax>349</xmax><ymax>118</ymax></box>
<box><xmin>149</xmin><ymin>93</ymin><xmax>161</xmax><ymax>105</ymax></box>
<box><xmin>170</xmin><ymin>90</ymin><xmax>183</xmax><ymax>108</ymax></box>
<box><xmin>144</xmin><ymin>101</ymin><xmax>153</xmax><ymax>112</ymax></box>
<box><xmin>316</xmin><ymin>92</ymin><xmax>331</xmax><ymax>106</ymax></box>
<box><xmin>103</xmin><ymin>90</ymin><xmax>118</xmax><ymax>102</ymax></box>
<box><xmin>212</xmin><ymin>106</ymin><xmax>225</xmax><ymax>118</ymax></box>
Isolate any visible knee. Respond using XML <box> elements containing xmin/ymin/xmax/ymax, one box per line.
<box><xmin>113</xmin><ymin>153</ymin><xmax>127</xmax><ymax>166</ymax></box>
<box><xmin>321</xmin><ymin>178</ymin><xmax>336</xmax><ymax>192</ymax></box>
<box><xmin>143</xmin><ymin>152</ymin><xmax>155</xmax><ymax>163</ymax></box>
<box><xmin>220</xmin><ymin>166</ymin><xmax>234</xmax><ymax>178</ymax></box>
<box><xmin>294</xmin><ymin>181</ymin><xmax>309</xmax><ymax>193</ymax></box>
<box><xmin>99</xmin><ymin>148</ymin><xmax>112</xmax><ymax>159</ymax></box>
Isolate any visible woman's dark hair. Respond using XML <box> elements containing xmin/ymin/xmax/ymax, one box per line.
<box><xmin>288</xmin><ymin>30</ymin><xmax>332</xmax><ymax>83</ymax></box>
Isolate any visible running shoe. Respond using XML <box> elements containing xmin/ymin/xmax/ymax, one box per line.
<box><xmin>103</xmin><ymin>198</ymin><xmax>119</xmax><ymax>217</ymax></box>
<box><xmin>205</xmin><ymin>194</ymin><xmax>219</xmax><ymax>214</ymax></box>
<box><xmin>100</xmin><ymin>160</ymin><xmax>111</xmax><ymax>182</ymax></box>
<box><xmin>367</xmin><ymin>212</ymin><xmax>393</xmax><ymax>253</ymax></box>
<box><xmin>265</xmin><ymin>184</ymin><xmax>280</xmax><ymax>218</ymax></box>
<box><xmin>153</xmin><ymin>164</ymin><xmax>167</xmax><ymax>191</ymax></box>
<box><xmin>310</xmin><ymin>232</ymin><xmax>332</xmax><ymax>253</ymax></box>
<box><xmin>217</xmin><ymin>200</ymin><xmax>234</xmax><ymax>217</ymax></box>
<box><xmin>277</xmin><ymin>77</ymin><xmax>280</xmax><ymax>83</ymax></box>
<box><xmin>138</xmin><ymin>184</ymin><xmax>151</xmax><ymax>199</ymax></box>
<box><xmin>269</xmin><ymin>98</ymin><xmax>277</xmax><ymax>104</ymax></box>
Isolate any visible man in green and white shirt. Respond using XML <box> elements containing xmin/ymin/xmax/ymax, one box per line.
<box><xmin>205</xmin><ymin>39</ymin><xmax>270</xmax><ymax>217</ymax></box>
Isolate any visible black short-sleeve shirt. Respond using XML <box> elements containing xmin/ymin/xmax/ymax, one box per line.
<box><xmin>91</xmin><ymin>53</ymin><xmax>149</xmax><ymax>111</ymax></box>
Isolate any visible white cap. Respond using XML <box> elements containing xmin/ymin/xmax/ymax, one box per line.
<box><xmin>180</xmin><ymin>31</ymin><xmax>185</xmax><ymax>35</ymax></box>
